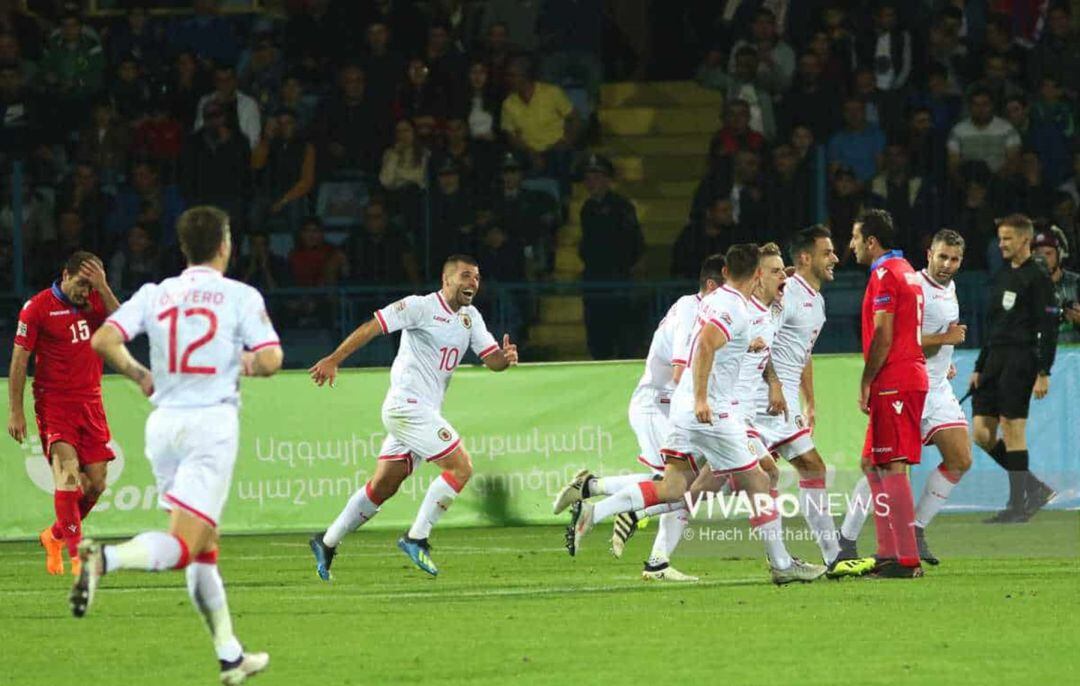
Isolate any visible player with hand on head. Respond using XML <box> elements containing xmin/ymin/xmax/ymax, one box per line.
<box><xmin>566</xmin><ymin>244</ymin><xmax>826</xmax><ymax>585</ymax></box>
<box><xmin>72</xmin><ymin>206</ymin><xmax>283</xmax><ymax>684</ymax></box>
<box><xmin>308</xmin><ymin>255</ymin><xmax>517</xmax><ymax>579</ymax></box>
<box><xmin>9</xmin><ymin>252</ymin><xmax>119</xmax><ymax>576</ymax></box>
<box><xmin>849</xmin><ymin>209</ymin><xmax>929</xmax><ymax>579</ymax></box>
<box><xmin>551</xmin><ymin>254</ymin><xmax>725</xmax><ymax>582</ymax></box>
<box><xmin>838</xmin><ymin>229</ymin><xmax>972</xmax><ymax>565</ymax></box>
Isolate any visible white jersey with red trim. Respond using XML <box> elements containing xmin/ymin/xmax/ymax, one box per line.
<box><xmin>670</xmin><ymin>285</ymin><xmax>750</xmax><ymax>421</ymax></box>
<box><xmin>634</xmin><ymin>292</ymin><xmax>701</xmax><ymax>401</ymax></box>
<box><xmin>919</xmin><ymin>270</ymin><xmax>959</xmax><ymax>389</ymax></box>
<box><xmin>769</xmin><ymin>272</ymin><xmax>825</xmax><ymax>397</ymax></box>
<box><xmin>375</xmin><ymin>291</ymin><xmax>498</xmax><ymax>409</ymax></box>
<box><xmin>734</xmin><ymin>296</ymin><xmax>776</xmax><ymax>418</ymax></box>
<box><xmin>106</xmin><ymin>266</ymin><xmax>280</xmax><ymax>409</ymax></box>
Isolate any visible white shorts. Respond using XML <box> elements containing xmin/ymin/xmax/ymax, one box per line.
<box><xmin>628</xmin><ymin>388</ymin><xmax>670</xmax><ymax>473</ymax></box>
<box><xmin>377</xmin><ymin>398</ymin><xmax>462</xmax><ymax>475</ymax></box>
<box><xmin>660</xmin><ymin>412</ymin><xmax>759</xmax><ymax>477</ymax></box>
<box><xmin>146</xmin><ymin>405</ymin><xmax>239</xmax><ymax>527</ymax></box>
<box><xmin>737</xmin><ymin>409</ymin><xmax>771</xmax><ymax>462</ymax></box>
<box><xmin>753</xmin><ymin>392</ymin><xmax>815</xmax><ymax>461</ymax></box>
<box><xmin>921</xmin><ymin>384</ymin><xmax>968</xmax><ymax>445</ymax></box>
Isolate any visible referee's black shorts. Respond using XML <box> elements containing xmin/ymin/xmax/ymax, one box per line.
<box><xmin>971</xmin><ymin>347</ymin><xmax>1039</xmax><ymax>419</ymax></box>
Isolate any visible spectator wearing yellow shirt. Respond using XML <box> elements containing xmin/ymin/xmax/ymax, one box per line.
<box><xmin>501</xmin><ymin>56</ymin><xmax>579</xmax><ymax>199</ymax></box>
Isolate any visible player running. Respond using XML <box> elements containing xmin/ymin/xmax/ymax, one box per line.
<box><xmin>551</xmin><ymin>254</ymin><xmax>725</xmax><ymax>582</ymax></box>
<box><xmin>838</xmin><ymin>229</ymin><xmax>972</xmax><ymax>565</ymax></box>
<box><xmin>566</xmin><ymin>244</ymin><xmax>826</xmax><ymax>585</ymax></box>
<box><xmin>8</xmin><ymin>252</ymin><xmax>119</xmax><ymax>576</ymax></box>
<box><xmin>308</xmin><ymin>255</ymin><xmax>518</xmax><ymax>579</ymax></box>
<box><xmin>849</xmin><ymin>210</ymin><xmax>929</xmax><ymax>579</ymax></box>
<box><xmin>72</xmin><ymin>206</ymin><xmax>283</xmax><ymax>684</ymax></box>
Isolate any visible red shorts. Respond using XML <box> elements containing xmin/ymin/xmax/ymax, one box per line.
<box><xmin>34</xmin><ymin>397</ymin><xmax>115</xmax><ymax>465</ymax></box>
<box><xmin>861</xmin><ymin>389</ymin><xmax>927</xmax><ymax>466</ymax></box>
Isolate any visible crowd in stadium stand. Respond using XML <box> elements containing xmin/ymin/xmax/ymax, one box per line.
<box><xmin>0</xmin><ymin>0</ymin><xmax>1078</xmax><ymax>306</ymax></box>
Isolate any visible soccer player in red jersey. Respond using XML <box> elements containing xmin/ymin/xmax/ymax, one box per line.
<box><xmin>850</xmin><ymin>210</ymin><xmax>930</xmax><ymax>579</ymax></box>
<box><xmin>7</xmin><ymin>252</ymin><xmax>120</xmax><ymax>575</ymax></box>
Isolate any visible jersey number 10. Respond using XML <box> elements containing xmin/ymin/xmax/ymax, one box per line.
<box><xmin>158</xmin><ymin>306</ymin><xmax>218</xmax><ymax>375</ymax></box>
<box><xmin>438</xmin><ymin>346</ymin><xmax>460</xmax><ymax>371</ymax></box>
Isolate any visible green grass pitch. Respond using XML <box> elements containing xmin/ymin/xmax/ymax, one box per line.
<box><xmin>2</xmin><ymin>514</ymin><xmax>1078</xmax><ymax>685</ymax></box>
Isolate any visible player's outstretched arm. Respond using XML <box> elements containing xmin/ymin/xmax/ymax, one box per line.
<box><xmin>91</xmin><ymin>324</ymin><xmax>154</xmax><ymax>397</ymax></box>
<box><xmin>692</xmin><ymin>323</ymin><xmax>728</xmax><ymax>424</ymax></box>
<box><xmin>309</xmin><ymin>318</ymin><xmax>383</xmax><ymax>387</ymax></box>
<box><xmin>7</xmin><ymin>346</ymin><xmax>30</xmax><ymax>443</ymax></box>
<box><xmin>859</xmin><ymin>311</ymin><xmax>894</xmax><ymax>414</ymax></box>
<box><xmin>482</xmin><ymin>334</ymin><xmax>518</xmax><ymax>372</ymax></box>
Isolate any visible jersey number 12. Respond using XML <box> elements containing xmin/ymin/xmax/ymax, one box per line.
<box><xmin>158</xmin><ymin>306</ymin><xmax>218</xmax><ymax>374</ymax></box>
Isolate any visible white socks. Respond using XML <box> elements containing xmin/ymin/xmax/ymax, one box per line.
<box><xmin>915</xmin><ymin>465</ymin><xmax>961</xmax><ymax>528</ymax></box>
<box><xmin>407</xmin><ymin>472</ymin><xmax>462</xmax><ymax>540</ymax></box>
<box><xmin>799</xmin><ymin>479</ymin><xmax>841</xmax><ymax>564</ymax></box>
<box><xmin>593</xmin><ymin>483</ymin><xmax>649</xmax><ymax>523</ymax></box>
<box><xmin>186</xmin><ymin>562</ymin><xmax>243</xmax><ymax>663</ymax></box>
<box><xmin>590</xmin><ymin>473</ymin><xmax>653</xmax><ymax>496</ymax></box>
<box><xmin>324</xmin><ymin>482</ymin><xmax>382</xmax><ymax>547</ymax></box>
<box><xmin>752</xmin><ymin>512</ymin><xmax>792</xmax><ymax>571</ymax></box>
<box><xmin>104</xmin><ymin>531</ymin><xmax>185</xmax><ymax>572</ymax></box>
<box><xmin>646</xmin><ymin>511</ymin><xmax>689</xmax><ymax>567</ymax></box>
<box><xmin>840</xmin><ymin>476</ymin><xmax>872</xmax><ymax>541</ymax></box>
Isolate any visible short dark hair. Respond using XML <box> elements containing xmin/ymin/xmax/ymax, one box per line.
<box><xmin>177</xmin><ymin>206</ymin><xmax>229</xmax><ymax>265</ymax></box>
<box><xmin>64</xmin><ymin>250</ymin><xmax>101</xmax><ymax>276</ymax></box>
<box><xmin>998</xmin><ymin>213</ymin><xmax>1034</xmax><ymax>234</ymax></box>
<box><xmin>759</xmin><ymin>242</ymin><xmax>782</xmax><ymax>259</ymax></box>
<box><xmin>788</xmin><ymin>225</ymin><xmax>832</xmax><ymax>262</ymax></box>
<box><xmin>443</xmin><ymin>254</ymin><xmax>479</xmax><ymax>272</ymax></box>
<box><xmin>699</xmin><ymin>254</ymin><xmax>725</xmax><ymax>288</ymax></box>
<box><xmin>725</xmin><ymin>243</ymin><xmax>760</xmax><ymax>280</ymax></box>
<box><xmin>856</xmin><ymin>209</ymin><xmax>896</xmax><ymax>249</ymax></box>
<box><xmin>931</xmin><ymin>228</ymin><xmax>966</xmax><ymax>252</ymax></box>
<box><xmin>968</xmin><ymin>87</ymin><xmax>993</xmax><ymax>102</ymax></box>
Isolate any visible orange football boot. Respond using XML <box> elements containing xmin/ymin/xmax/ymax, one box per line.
<box><xmin>39</xmin><ymin>527</ymin><xmax>64</xmax><ymax>575</ymax></box>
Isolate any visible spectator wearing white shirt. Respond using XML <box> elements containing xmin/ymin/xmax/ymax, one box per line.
<box><xmin>194</xmin><ymin>64</ymin><xmax>261</xmax><ymax>149</ymax></box>
<box><xmin>727</xmin><ymin>7</ymin><xmax>795</xmax><ymax>95</ymax></box>
<box><xmin>947</xmin><ymin>88</ymin><xmax>1021</xmax><ymax>182</ymax></box>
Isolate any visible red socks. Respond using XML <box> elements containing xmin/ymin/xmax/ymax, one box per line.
<box><xmin>78</xmin><ymin>493</ymin><xmax>99</xmax><ymax>519</ymax></box>
<box><xmin>881</xmin><ymin>473</ymin><xmax>919</xmax><ymax>567</ymax></box>
<box><xmin>52</xmin><ymin>490</ymin><xmax>82</xmax><ymax>558</ymax></box>
<box><xmin>866</xmin><ymin>472</ymin><xmax>895</xmax><ymax>560</ymax></box>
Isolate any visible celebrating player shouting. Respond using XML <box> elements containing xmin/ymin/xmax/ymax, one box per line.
<box><xmin>850</xmin><ymin>210</ymin><xmax>929</xmax><ymax>579</ymax></box>
<box><xmin>73</xmin><ymin>206</ymin><xmax>283</xmax><ymax>684</ymax></box>
<box><xmin>9</xmin><ymin>252</ymin><xmax>119</xmax><ymax>576</ymax></box>
<box><xmin>552</xmin><ymin>254</ymin><xmax>725</xmax><ymax>582</ymax></box>
<box><xmin>308</xmin><ymin>255</ymin><xmax>517</xmax><ymax>579</ymax></box>
<box><xmin>839</xmin><ymin>229</ymin><xmax>972</xmax><ymax>565</ymax></box>
<box><xmin>567</xmin><ymin>244</ymin><xmax>826</xmax><ymax>585</ymax></box>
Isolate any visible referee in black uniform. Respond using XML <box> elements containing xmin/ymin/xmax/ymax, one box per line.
<box><xmin>970</xmin><ymin>213</ymin><xmax>1058</xmax><ymax>523</ymax></box>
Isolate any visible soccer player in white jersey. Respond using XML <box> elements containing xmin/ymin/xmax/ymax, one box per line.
<box><xmin>750</xmin><ymin>225</ymin><xmax>864</xmax><ymax>576</ymax></box>
<box><xmin>837</xmin><ymin>229</ymin><xmax>971</xmax><ymax>564</ymax></box>
<box><xmin>307</xmin><ymin>254</ymin><xmax>517</xmax><ymax>578</ymax></box>
<box><xmin>551</xmin><ymin>254</ymin><xmax>725</xmax><ymax>582</ymax></box>
<box><xmin>71</xmin><ymin>207</ymin><xmax>283</xmax><ymax>685</ymax></box>
<box><xmin>567</xmin><ymin>244</ymin><xmax>826</xmax><ymax>585</ymax></box>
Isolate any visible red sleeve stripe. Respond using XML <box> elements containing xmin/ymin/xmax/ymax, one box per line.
<box><xmin>478</xmin><ymin>344</ymin><xmax>500</xmax><ymax>358</ymax></box>
<box><xmin>250</xmin><ymin>340</ymin><xmax>280</xmax><ymax>352</ymax></box>
<box><xmin>670</xmin><ymin>358</ymin><xmax>688</xmax><ymax>365</ymax></box>
<box><xmin>106</xmin><ymin>319</ymin><xmax>131</xmax><ymax>341</ymax></box>
<box><xmin>374</xmin><ymin>310</ymin><xmax>389</xmax><ymax>334</ymax></box>
<box><xmin>707</xmin><ymin>318</ymin><xmax>732</xmax><ymax>340</ymax></box>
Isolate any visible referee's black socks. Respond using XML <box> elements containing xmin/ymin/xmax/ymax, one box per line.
<box><xmin>987</xmin><ymin>440</ymin><xmax>1009</xmax><ymax>469</ymax></box>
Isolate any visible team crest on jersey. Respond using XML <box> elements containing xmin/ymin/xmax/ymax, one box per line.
<box><xmin>720</xmin><ymin>312</ymin><xmax>733</xmax><ymax>325</ymax></box>
<box><xmin>17</xmin><ymin>321</ymin><xmax>27</xmax><ymax>337</ymax></box>
<box><xmin>394</xmin><ymin>299</ymin><xmax>407</xmax><ymax>312</ymax></box>
<box><xmin>794</xmin><ymin>415</ymin><xmax>806</xmax><ymax>429</ymax></box>
<box><xmin>892</xmin><ymin>401</ymin><xmax>904</xmax><ymax>414</ymax></box>
<box><xmin>1002</xmin><ymin>290</ymin><xmax>1017</xmax><ymax>311</ymax></box>
<box><xmin>460</xmin><ymin>314</ymin><xmax>472</xmax><ymax>329</ymax></box>
<box><xmin>437</xmin><ymin>427</ymin><xmax>452</xmax><ymax>442</ymax></box>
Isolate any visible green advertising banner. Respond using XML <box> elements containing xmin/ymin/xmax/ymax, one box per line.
<box><xmin>1</xmin><ymin>358</ymin><xmax>870</xmax><ymax>540</ymax></box>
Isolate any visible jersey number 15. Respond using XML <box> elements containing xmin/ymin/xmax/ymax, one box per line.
<box><xmin>158</xmin><ymin>306</ymin><xmax>218</xmax><ymax>375</ymax></box>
